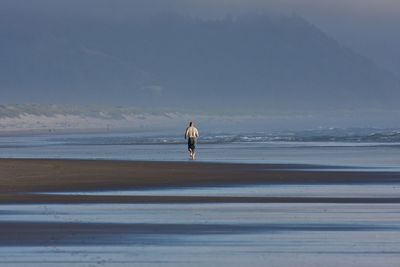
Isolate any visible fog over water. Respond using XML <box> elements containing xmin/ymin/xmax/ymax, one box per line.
<box><xmin>1</xmin><ymin>0</ymin><xmax>399</xmax><ymax>130</ymax></box>
<box><xmin>0</xmin><ymin>0</ymin><xmax>400</xmax><ymax>108</ymax></box>
<box><xmin>2</xmin><ymin>0</ymin><xmax>400</xmax><ymax>76</ymax></box>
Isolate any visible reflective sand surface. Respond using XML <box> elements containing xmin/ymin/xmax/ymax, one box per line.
<box><xmin>41</xmin><ymin>183</ymin><xmax>400</xmax><ymax>198</ymax></box>
<box><xmin>0</xmin><ymin>134</ymin><xmax>399</xmax><ymax>266</ymax></box>
<box><xmin>1</xmin><ymin>187</ymin><xmax>400</xmax><ymax>266</ymax></box>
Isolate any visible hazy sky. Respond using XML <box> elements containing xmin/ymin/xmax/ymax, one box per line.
<box><xmin>1</xmin><ymin>0</ymin><xmax>399</xmax><ymax>75</ymax></box>
<box><xmin>178</xmin><ymin>0</ymin><xmax>400</xmax><ymax>76</ymax></box>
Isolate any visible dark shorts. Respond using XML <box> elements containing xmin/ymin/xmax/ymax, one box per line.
<box><xmin>188</xmin><ymin>137</ymin><xmax>196</xmax><ymax>151</ymax></box>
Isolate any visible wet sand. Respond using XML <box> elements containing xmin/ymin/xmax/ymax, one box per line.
<box><xmin>1</xmin><ymin>158</ymin><xmax>400</xmax><ymax>204</ymax></box>
<box><xmin>1</xmin><ymin>159</ymin><xmax>400</xmax><ymax>266</ymax></box>
<box><xmin>1</xmin><ymin>158</ymin><xmax>400</xmax><ymax>193</ymax></box>
<box><xmin>1</xmin><ymin>221</ymin><xmax>396</xmax><ymax>246</ymax></box>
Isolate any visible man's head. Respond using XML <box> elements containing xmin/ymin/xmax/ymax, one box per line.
<box><xmin>189</xmin><ymin>121</ymin><xmax>193</xmax><ymax>127</ymax></box>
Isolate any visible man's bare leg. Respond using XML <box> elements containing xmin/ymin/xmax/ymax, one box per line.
<box><xmin>188</xmin><ymin>149</ymin><xmax>193</xmax><ymax>159</ymax></box>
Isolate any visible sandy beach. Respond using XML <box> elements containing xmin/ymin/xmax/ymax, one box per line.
<box><xmin>1</xmin><ymin>159</ymin><xmax>400</xmax><ymax>266</ymax></box>
<box><xmin>2</xmin><ymin>158</ymin><xmax>400</xmax><ymax>193</ymax></box>
<box><xmin>1</xmin><ymin>159</ymin><xmax>400</xmax><ymax>204</ymax></box>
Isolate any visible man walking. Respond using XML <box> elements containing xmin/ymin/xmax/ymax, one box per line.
<box><xmin>185</xmin><ymin>121</ymin><xmax>199</xmax><ymax>160</ymax></box>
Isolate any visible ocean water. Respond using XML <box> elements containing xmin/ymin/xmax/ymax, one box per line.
<box><xmin>0</xmin><ymin>131</ymin><xmax>399</xmax><ymax>170</ymax></box>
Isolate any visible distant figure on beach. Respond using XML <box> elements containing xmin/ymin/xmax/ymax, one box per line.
<box><xmin>185</xmin><ymin>121</ymin><xmax>199</xmax><ymax>160</ymax></box>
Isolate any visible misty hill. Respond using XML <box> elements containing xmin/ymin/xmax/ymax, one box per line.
<box><xmin>1</xmin><ymin>13</ymin><xmax>399</xmax><ymax>111</ymax></box>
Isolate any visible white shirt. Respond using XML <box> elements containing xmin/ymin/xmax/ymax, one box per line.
<box><xmin>185</xmin><ymin>126</ymin><xmax>199</xmax><ymax>139</ymax></box>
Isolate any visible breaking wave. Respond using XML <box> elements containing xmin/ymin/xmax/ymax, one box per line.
<box><xmin>50</xmin><ymin>130</ymin><xmax>400</xmax><ymax>146</ymax></box>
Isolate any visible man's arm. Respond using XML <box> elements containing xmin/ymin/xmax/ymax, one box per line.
<box><xmin>184</xmin><ymin>127</ymin><xmax>188</xmax><ymax>139</ymax></box>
